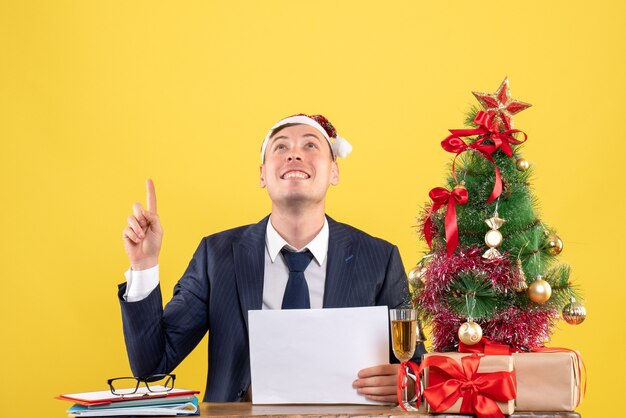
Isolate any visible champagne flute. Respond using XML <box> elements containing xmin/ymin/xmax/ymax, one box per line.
<box><xmin>389</xmin><ymin>308</ymin><xmax>419</xmax><ymax>411</ymax></box>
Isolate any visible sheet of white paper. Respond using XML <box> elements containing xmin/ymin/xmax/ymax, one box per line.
<box><xmin>248</xmin><ymin>306</ymin><xmax>390</xmax><ymax>405</ymax></box>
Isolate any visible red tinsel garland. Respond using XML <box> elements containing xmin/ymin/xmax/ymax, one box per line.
<box><xmin>417</xmin><ymin>246</ymin><xmax>518</xmax><ymax>309</ymax></box>
<box><xmin>482</xmin><ymin>307</ymin><xmax>559</xmax><ymax>350</ymax></box>
<box><xmin>415</xmin><ymin>246</ymin><xmax>558</xmax><ymax>351</ymax></box>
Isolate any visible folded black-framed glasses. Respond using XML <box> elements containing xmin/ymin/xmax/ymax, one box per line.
<box><xmin>107</xmin><ymin>374</ymin><xmax>176</xmax><ymax>396</ymax></box>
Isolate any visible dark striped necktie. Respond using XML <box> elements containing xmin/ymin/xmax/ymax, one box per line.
<box><xmin>280</xmin><ymin>248</ymin><xmax>314</xmax><ymax>309</ymax></box>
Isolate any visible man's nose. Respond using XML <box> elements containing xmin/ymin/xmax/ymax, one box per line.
<box><xmin>287</xmin><ymin>152</ymin><xmax>302</xmax><ymax>161</ymax></box>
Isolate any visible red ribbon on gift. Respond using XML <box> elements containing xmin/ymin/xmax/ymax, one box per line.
<box><xmin>441</xmin><ymin>111</ymin><xmax>528</xmax><ymax>204</ymax></box>
<box><xmin>396</xmin><ymin>361</ymin><xmax>421</xmax><ymax>411</ymax></box>
<box><xmin>423</xmin><ymin>186</ymin><xmax>469</xmax><ymax>256</ymax></box>
<box><xmin>418</xmin><ymin>354</ymin><xmax>516</xmax><ymax>418</ymax></box>
<box><xmin>459</xmin><ymin>337</ymin><xmax>516</xmax><ymax>355</ymax></box>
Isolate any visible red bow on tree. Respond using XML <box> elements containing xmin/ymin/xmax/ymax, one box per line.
<box><xmin>418</xmin><ymin>354</ymin><xmax>516</xmax><ymax>418</ymax></box>
<box><xmin>441</xmin><ymin>111</ymin><xmax>528</xmax><ymax>204</ymax></box>
<box><xmin>424</xmin><ymin>186</ymin><xmax>469</xmax><ymax>256</ymax></box>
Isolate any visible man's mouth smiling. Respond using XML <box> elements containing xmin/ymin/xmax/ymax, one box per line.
<box><xmin>281</xmin><ymin>170</ymin><xmax>310</xmax><ymax>180</ymax></box>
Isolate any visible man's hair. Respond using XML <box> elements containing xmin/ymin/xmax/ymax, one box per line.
<box><xmin>266</xmin><ymin>123</ymin><xmax>335</xmax><ymax>162</ymax></box>
<box><xmin>269</xmin><ymin>123</ymin><xmax>301</xmax><ymax>138</ymax></box>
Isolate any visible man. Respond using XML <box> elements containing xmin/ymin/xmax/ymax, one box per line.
<box><xmin>119</xmin><ymin>114</ymin><xmax>424</xmax><ymax>402</ymax></box>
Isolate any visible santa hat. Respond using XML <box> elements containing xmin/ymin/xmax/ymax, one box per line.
<box><xmin>261</xmin><ymin>113</ymin><xmax>352</xmax><ymax>162</ymax></box>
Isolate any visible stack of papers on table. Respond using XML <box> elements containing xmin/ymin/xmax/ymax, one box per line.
<box><xmin>57</xmin><ymin>386</ymin><xmax>200</xmax><ymax>416</ymax></box>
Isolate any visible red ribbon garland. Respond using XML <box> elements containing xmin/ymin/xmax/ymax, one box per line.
<box><xmin>425</xmin><ymin>111</ymin><xmax>527</xmax><ymax>255</ymax></box>
<box><xmin>396</xmin><ymin>361</ymin><xmax>421</xmax><ymax>411</ymax></box>
<box><xmin>417</xmin><ymin>354</ymin><xmax>516</xmax><ymax>418</ymax></box>
<box><xmin>448</xmin><ymin>111</ymin><xmax>528</xmax><ymax>157</ymax></box>
<box><xmin>424</xmin><ymin>186</ymin><xmax>469</xmax><ymax>256</ymax></box>
<box><xmin>441</xmin><ymin>111</ymin><xmax>528</xmax><ymax>204</ymax></box>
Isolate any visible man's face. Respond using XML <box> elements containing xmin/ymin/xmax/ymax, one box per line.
<box><xmin>260</xmin><ymin>124</ymin><xmax>339</xmax><ymax>208</ymax></box>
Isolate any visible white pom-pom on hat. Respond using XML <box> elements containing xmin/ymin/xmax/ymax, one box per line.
<box><xmin>332</xmin><ymin>136</ymin><xmax>352</xmax><ymax>158</ymax></box>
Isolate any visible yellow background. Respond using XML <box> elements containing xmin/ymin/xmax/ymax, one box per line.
<box><xmin>1</xmin><ymin>1</ymin><xmax>623</xmax><ymax>416</ymax></box>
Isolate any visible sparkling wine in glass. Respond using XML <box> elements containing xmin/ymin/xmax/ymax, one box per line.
<box><xmin>390</xmin><ymin>308</ymin><xmax>419</xmax><ymax>411</ymax></box>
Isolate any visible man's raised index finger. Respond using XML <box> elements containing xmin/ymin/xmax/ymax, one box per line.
<box><xmin>146</xmin><ymin>178</ymin><xmax>157</xmax><ymax>213</ymax></box>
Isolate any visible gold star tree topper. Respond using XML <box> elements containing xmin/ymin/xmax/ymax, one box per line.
<box><xmin>472</xmin><ymin>77</ymin><xmax>532</xmax><ymax>131</ymax></box>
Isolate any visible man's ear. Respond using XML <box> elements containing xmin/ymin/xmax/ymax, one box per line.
<box><xmin>260</xmin><ymin>164</ymin><xmax>266</xmax><ymax>188</ymax></box>
<box><xmin>330</xmin><ymin>161</ymin><xmax>340</xmax><ymax>186</ymax></box>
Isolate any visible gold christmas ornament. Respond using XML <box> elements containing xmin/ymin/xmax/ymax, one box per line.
<box><xmin>545</xmin><ymin>234</ymin><xmax>564</xmax><ymax>255</ymax></box>
<box><xmin>485</xmin><ymin>230</ymin><xmax>503</xmax><ymax>247</ymax></box>
<box><xmin>408</xmin><ymin>255</ymin><xmax>433</xmax><ymax>286</ymax></box>
<box><xmin>528</xmin><ymin>275</ymin><xmax>552</xmax><ymax>304</ymax></box>
<box><xmin>485</xmin><ymin>216</ymin><xmax>506</xmax><ymax>230</ymax></box>
<box><xmin>516</xmin><ymin>158</ymin><xmax>530</xmax><ymax>171</ymax></box>
<box><xmin>458</xmin><ymin>320</ymin><xmax>483</xmax><ymax>345</ymax></box>
<box><xmin>408</xmin><ymin>265</ymin><xmax>428</xmax><ymax>284</ymax></box>
<box><xmin>483</xmin><ymin>249</ymin><xmax>501</xmax><ymax>259</ymax></box>
<box><xmin>513</xmin><ymin>259</ymin><xmax>528</xmax><ymax>292</ymax></box>
<box><xmin>562</xmin><ymin>298</ymin><xmax>586</xmax><ymax>325</ymax></box>
<box><xmin>483</xmin><ymin>216</ymin><xmax>506</xmax><ymax>259</ymax></box>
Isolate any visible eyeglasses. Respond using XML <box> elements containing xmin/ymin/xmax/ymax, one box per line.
<box><xmin>107</xmin><ymin>374</ymin><xmax>176</xmax><ymax>396</ymax></box>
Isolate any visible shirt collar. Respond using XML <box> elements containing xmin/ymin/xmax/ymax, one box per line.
<box><xmin>265</xmin><ymin>216</ymin><xmax>329</xmax><ymax>266</ymax></box>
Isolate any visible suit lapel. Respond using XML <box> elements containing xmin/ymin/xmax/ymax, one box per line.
<box><xmin>233</xmin><ymin>216</ymin><xmax>269</xmax><ymax>327</ymax></box>
<box><xmin>323</xmin><ymin>217</ymin><xmax>358</xmax><ymax>308</ymax></box>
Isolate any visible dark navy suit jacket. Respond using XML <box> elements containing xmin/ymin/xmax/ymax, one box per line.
<box><xmin>118</xmin><ymin>215</ymin><xmax>424</xmax><ymax>402</ymax></box>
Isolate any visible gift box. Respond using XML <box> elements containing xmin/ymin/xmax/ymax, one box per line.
<box><xmin>513</xmin><ymin>351</ymin><xmax>583</xmax><ymax>412</ymax></box>
<box><xmin>422</xmin><ymin>352</ymin><xmax>516</xmax><ymax>417</ymax></box>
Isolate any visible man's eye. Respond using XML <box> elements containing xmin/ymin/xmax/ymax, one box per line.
<box><xmin>274</xmin><ymin>144</ymin><xmax>287</xmax><ymax>151</ymax></box>
<box><xmin>306</xmin><ymin>142</ymin><xmax>318</xmax><ymax>149</ymax></box>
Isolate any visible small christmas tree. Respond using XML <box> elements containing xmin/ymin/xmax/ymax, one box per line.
<box><xmin>411</xmin><ymin>78</ymin><xmax>586</xmax><ymax>351</ymax></box>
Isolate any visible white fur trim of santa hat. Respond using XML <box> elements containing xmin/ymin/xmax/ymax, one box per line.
<box><xmin>261</xmin><ymin>114</ymin><xmax>352</xmax><ymax>162</ymax></box>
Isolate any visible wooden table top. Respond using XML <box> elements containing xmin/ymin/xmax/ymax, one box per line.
<box><xmin>198</xmin><ymin>402</ymin><xmax>581</xmax><ymax>417</ymax></box>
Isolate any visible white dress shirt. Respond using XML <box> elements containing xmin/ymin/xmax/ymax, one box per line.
<box><xmin>124</xmin><ymin>217</ymin><xmax>329</xmax><ymax>309</ymax></box>
<box><xmin>262</xmin><ymin>216</ymin><xmax>328</xmax><ymax>309</ymax></box>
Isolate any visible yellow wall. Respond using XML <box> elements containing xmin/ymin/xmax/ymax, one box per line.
<box><xmin>1</xmin><ymin>1</ymin><xmax>623</xmax><ymax>416</ymax></box>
